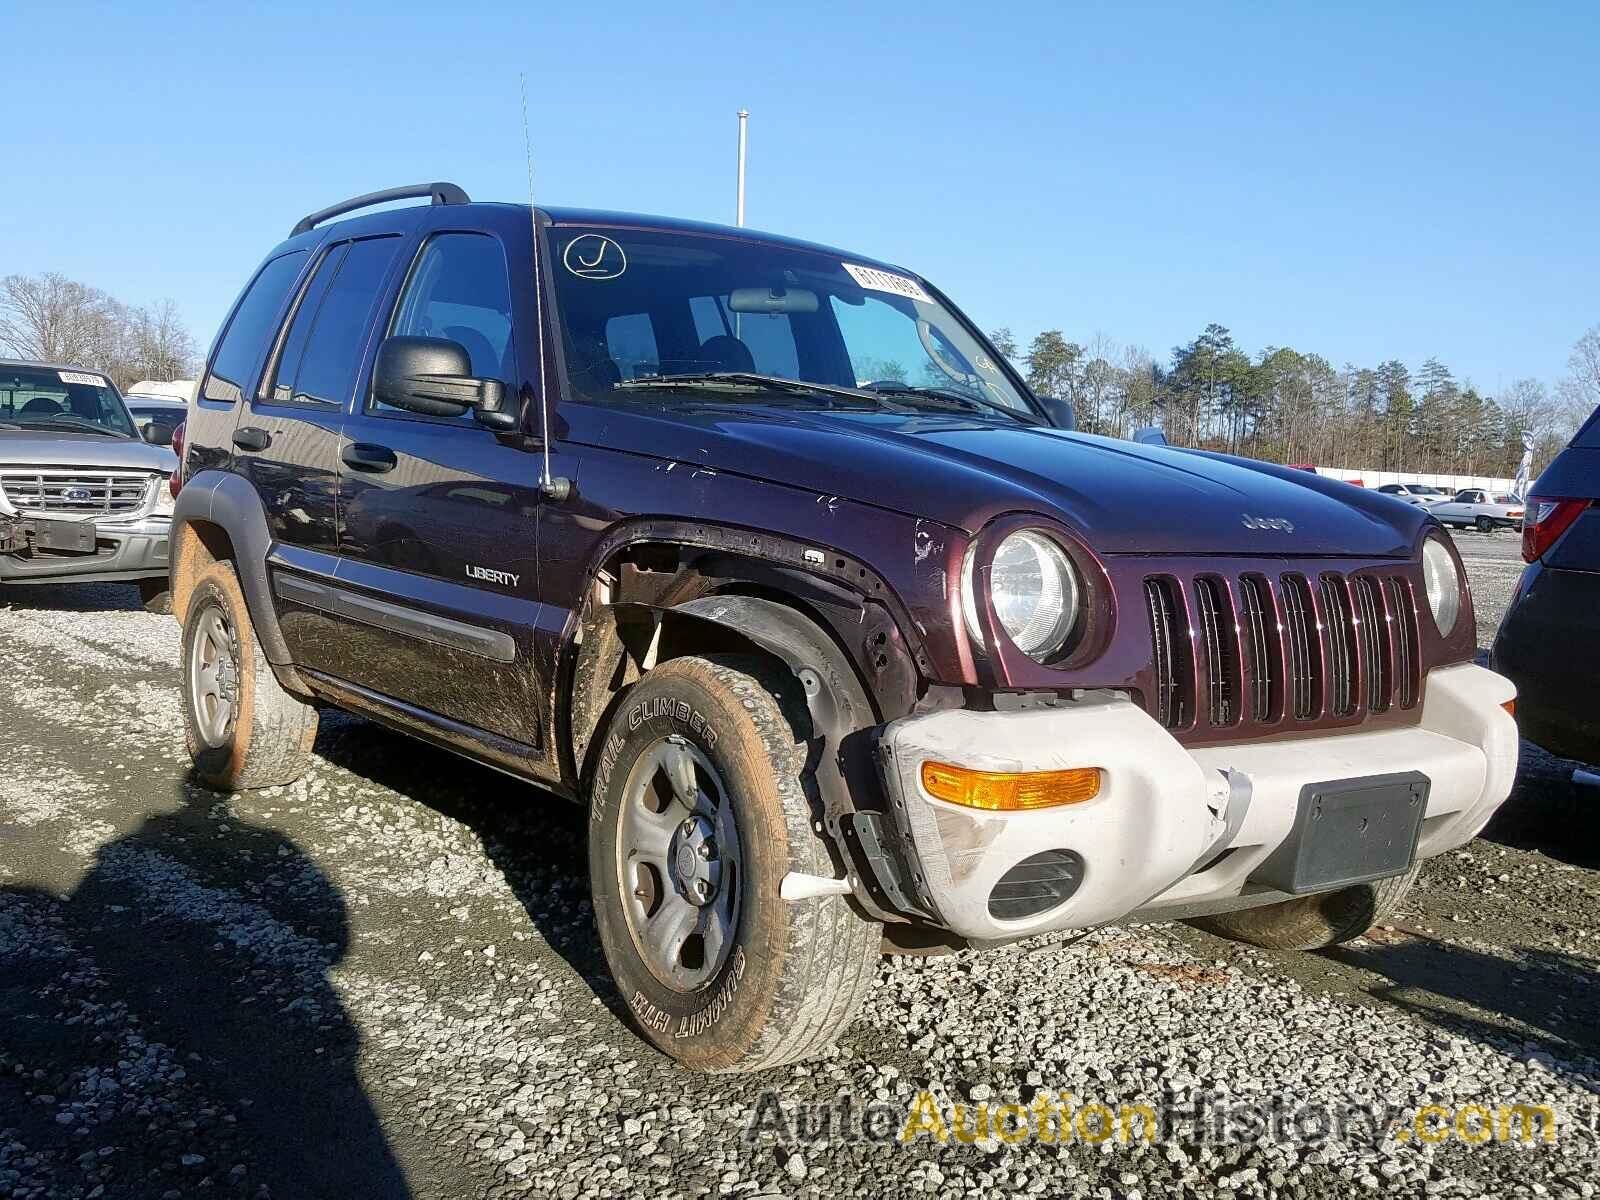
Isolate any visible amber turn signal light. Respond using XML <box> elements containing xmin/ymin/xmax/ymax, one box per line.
<box><xmin>920</xmin><ymin>761</ymin><xmax>1101</xmax><ymax>811</ymax></box>
<box><xmin>1501</xmin><ymin>699</ymin><xmax>1516</xmax><ymax>717</ymax></box>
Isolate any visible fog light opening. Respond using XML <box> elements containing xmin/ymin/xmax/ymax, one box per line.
<box><xmin>987</xmin><ymin>849</ymin><xmax>1085</xmax><ymax>921</ymax></box>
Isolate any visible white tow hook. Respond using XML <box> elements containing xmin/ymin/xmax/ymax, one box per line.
<box><xmin>779</xmin><ymin>871</ymin><xmax>853</xmax><ymax>901</ymax></box>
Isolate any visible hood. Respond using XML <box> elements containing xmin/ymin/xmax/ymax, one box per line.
<box><xmin>568</xmin><ymin>403</ymin><xmax>1426</xmax><ymax>557</ymax></box>
<box><xmin>0</xmin><ymin>431</ymin><xmax>177</xmax><ymax>473</ymax></box>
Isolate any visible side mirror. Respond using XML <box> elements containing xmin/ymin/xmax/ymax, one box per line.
<box><xmin>144</xmin><ymin>421</ymin><xmax>175</xmax><ymax>446</ymax></box>
<box><xmin>1037</xmin><ymin>395</ymin><xmax>1075</xmax><ymax>431</ymax></box>
<box><xmin>372</xmin><ymin>336</ymin><xmax>514</xmax><ymax>430</ymax></box>
<box><xmin>1133</xmin><ymin>426</ymin><xmax>1168</xmax><ymax>446</ymax></box>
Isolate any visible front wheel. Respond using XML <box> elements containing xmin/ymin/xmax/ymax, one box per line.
<box><xmin>138</xmin><ymin>578</ymin><xmax>172</xmax><ymax>614</ymax></box>
<box><xmin>589</xmin><ymin>655</ymin><xmax>880</xmax><ymax>1072</ymax></box>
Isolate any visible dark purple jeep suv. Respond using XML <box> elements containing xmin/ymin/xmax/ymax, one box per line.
<box><xmin>170</xmin><ymin>183</ymin><xmax>1518</xmax><ymax>1072</ymax></box>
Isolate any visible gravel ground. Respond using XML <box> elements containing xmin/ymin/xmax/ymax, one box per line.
<box><xmin>2</xmin><ymin>529</ymin><xmax>1597</xmax><ymax>1200</ymax></box>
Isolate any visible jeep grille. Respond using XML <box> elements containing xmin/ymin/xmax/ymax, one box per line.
<box><xmin>1144</xmin><ymin>567</ymin><xmax>1422</xmax><ymax>734</ymax></box>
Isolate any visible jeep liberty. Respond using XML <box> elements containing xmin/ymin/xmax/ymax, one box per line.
<box><xmin>169</xmin><ymin>183</ymin><xmax>1518</xmax><ymax>1072</ymax></box>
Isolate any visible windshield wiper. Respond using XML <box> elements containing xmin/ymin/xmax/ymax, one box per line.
<box><xmin>861</xmin><ymin>381</ymin><xmax>1041</xmax><ymax>425</ymax></box>
<box><xmin>614</xmin><ymin>371</ymin><xmax>881</xmax><ymax>407</ymax></box>
<box><xmin>16</xmin><ymin>418</ymin><xmax>129</xmax><ymax>438</ymax></box>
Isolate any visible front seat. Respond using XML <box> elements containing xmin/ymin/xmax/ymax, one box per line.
<box><xmin>697</xmin><ymin>335</ymin><xmax>756</xmax><ymax>373</ymax></box>
<box><xmin>20</xmin><ymin>396</ymin><xmax>61</xmax><ymax>415</ymax></box>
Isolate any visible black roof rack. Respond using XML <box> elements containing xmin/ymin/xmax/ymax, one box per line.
<box><xmin>290</xmin><ymin>182</ymin><xmax>470</xmax><ymax>238</ymax></box>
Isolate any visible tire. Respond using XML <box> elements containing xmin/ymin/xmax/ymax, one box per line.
<box><xmin>1475</xmin><ymin>515</ymin><xmax>1494</xmax><ymax>534</ymax></box>
<box><xmin>181</xmin><ymin>559</ymin><xmax>318</xmax><ymax>791</ymax></box>
<box><xmin>1190</xmin><ymin>865</ymin><xmax>1420</xmax><ymax>950</ymax></box>
<box><xmin>588</xmin><ymin>654</ymin><xmax>880</xmax><ymax>1072</ymax></box>
<box><xmin>138</xmin><ymin>578</ymin><xmax>172</xmax><ymax>614</ymax></box>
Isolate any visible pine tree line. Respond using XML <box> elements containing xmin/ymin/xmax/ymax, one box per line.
<box><xmin>990</xmin><ymin>324</ymin><xmax>1598</xmax><ymax>477</ymax></box>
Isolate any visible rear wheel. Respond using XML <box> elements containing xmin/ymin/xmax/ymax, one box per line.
<box><xmin>181</xmin><ymin>559</ymin><xmax>318</xmax><ymax>790</ymax></box>
<box><xmin>1475</xmin><ymin>515</ymin><xmax>1494</xmax><ymax>533</ymax></box>
<box><xmin>589</xmin><ymin>654</ymin><xmax>880</xmax><ymax>1072</ymax></box>
<box><xmin>1191</xmin><ymin>865</ymin><xmax>1420</xmax><ymax>950</ymax></box>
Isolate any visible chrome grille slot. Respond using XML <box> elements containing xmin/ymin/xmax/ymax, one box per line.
<box><xmin>1194</xmin><ymin>576</ymin><xmax>1239</xmax><ymax>726</ymax></box>
<box><xmin>1318</xmin><ymin>574</ymin><xmax>1358</xmax><ymax>717</ymax></box>
<box><xmin>0</xmin><ymin>469</ymin><xmax>152</xmax><ymax>516</ymax></box>
<box><xmin>1352</xmin><ymin>577</ymin><xmax>1391</xmax><ymax>713</ymax></box>
<box><xmin>1280</xmin><ymin>574</ymin><xmax>1319</xmax><ymax>721</ymax></box>
<box><xmin>1144</xmin><ymin>577</ymin><xmax>1193</xmax><ymax>729</ymax></box>
<box><xmin>1386</xmin><ymin>577</ymin><xmax>1420</xmax><ymax>709</ymax></box>
<box><xmin>1238</xmin><ymin>573</ymin><xmax>1280</xmax><ymax>721</ymax></box>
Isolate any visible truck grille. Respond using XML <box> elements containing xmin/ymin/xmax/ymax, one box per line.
<box><xmin>0</xmin><ymin>469</ymin><xmax>153</xmax><ymax>516</ymax></box>
<box><xmin>1145</xmin><ymin>566</ymin><xmax>1422</xmax><ymax>734</ymax></box>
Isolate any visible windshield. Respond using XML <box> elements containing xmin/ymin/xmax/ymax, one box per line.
<box><xmin>0</xmin><ymin>366</ymin><xmax>135</xmax><ymax>437</ymax></box>
<box><xmin>545</xmin><ymin>225</ymin><xmax>1035</xmax><ymax>418</ymax></box>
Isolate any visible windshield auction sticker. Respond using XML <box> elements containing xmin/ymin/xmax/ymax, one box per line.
<box><xmin>562</xmin><ymin>234</ymin><xmax>627</xmax><ymax>280</ymax></box>
<box><xmin>841</xmin><ymin>262</ymin><xmax>933</xmax><ymax>304</ymax></box>
<box><xmin>57</xmin><ymin>371</ymin><xmax>105</xmax><ymax>387</ymax></box>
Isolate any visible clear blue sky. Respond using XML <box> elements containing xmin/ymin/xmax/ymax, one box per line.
<box><xmin>3</xmin><ymin>1</ymin><xmax>1595</xmax><ymax>393</ymax></box>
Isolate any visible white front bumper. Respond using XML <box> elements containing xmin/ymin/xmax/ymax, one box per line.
<box><xmin>875</xmin><ymin>663</ymin><xmax>1517</xmax><ymax>941</ymax></box>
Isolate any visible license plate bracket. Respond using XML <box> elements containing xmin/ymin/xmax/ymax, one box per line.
<box><xmin>1250</xmin><ymin>771</ymin><xmax>1429</xmax><ymax>895</ymax></box>
<box><xmin>29</xmin><ymin>517</ymin><xmax>98</xmax><ymax>554</ymax></box>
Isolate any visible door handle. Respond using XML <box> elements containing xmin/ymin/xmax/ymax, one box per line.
<box><xmin>341</xmin><ymin>442</ymin><xmax>398</xmax><ymax>474</ymax></box>
<box><xmin>232</xmin><ymin>426</ymin><xmax>271</xmax><ymax>452</ymax></box>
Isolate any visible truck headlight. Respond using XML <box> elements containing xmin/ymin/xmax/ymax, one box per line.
<box><xmin>151</xmin><ymin>477</ymin><xmax>175</xmax><ymax>516</ymax></box>
<box><xmin>962</xmin><ymin>529</ymin><xmax>1081</xmax><ymax>661</ymax></box>
<box><xmin>1421</xmin><ymin>536</ymin><xmax>1461</xmax><ymax>635</ymax></box>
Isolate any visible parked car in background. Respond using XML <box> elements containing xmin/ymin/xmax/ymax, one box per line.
<box><xmin>0</xmin><ymin>359</ymin><xmax>178</xmax><ymax>610</ymax></box>
<box><xmin>1493</xmin><ymin>411</ymin><xmax>1600</xmax><ymax>762</ymax></box>
<box><xmin>123</xmin><ymin>395</ymin><xmax>187</xmax><ymax>440</ymax></box>
<box><xmin>1430</xmin><ymin>488</ymin><xmax>1525</xmax><ymax>532</ymax></box>
<box><xmin>167</xmin><ymin>183</ymin><xmax>1517</xmax><ymax>1072</ymax></box>
<box><xmin>1376</xmin><ymin>483</ymin><xmax>1444</xmax><ymax>506</ymax></box>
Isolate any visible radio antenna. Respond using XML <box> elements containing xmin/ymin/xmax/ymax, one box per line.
<box><xmin>522</xmin><ymin>73</ymin><xmax>571</xmax><ymax>501</ymax></box>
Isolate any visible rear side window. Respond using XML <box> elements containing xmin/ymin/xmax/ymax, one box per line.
<box><xmin>203</xmin><ymin>250</ymin><xmax>308</xmax><ymax>403</ymax></box>
<box><xmin>1576</xmin><ymin>409</ymin><xmax>1600</xmax><ymax>449</ymax></box>
<box><xmin>267</xmin><ymin>237</ymin><xmax>401</xmax><ymax>408</ymax></box>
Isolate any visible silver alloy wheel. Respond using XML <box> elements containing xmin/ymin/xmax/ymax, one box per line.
<box><xmin>617</xmin><ymin>734</ymin><xmax>743</xmax><ymax>992</ymax></box>
<box><xmin>188</xmin><ymin>604</ymin><xmax>240</xmax><ymax>749</ymax></box>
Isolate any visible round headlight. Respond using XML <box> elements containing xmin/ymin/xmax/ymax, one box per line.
<box><xmin>1421</xmin><ymin>536</ymin><xmax>1461</xmax><ymax>635</ymax></box>
<box><xmin>962</xmin><ymin>530</ymin><xmax>1081</xmax><ymax>661</ymax></box>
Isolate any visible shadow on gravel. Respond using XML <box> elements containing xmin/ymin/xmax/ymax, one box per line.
<box><xmin>1328</xmin><ymin>934</ymin><xmax>1600</xmax><ymax>1085</ymax></box>
<box><xmin>0</xmin><ymin>779</ymin><xmax>411</xmax><ymax>1199</ymax></box>
<box><xmin>1480</xmin><ymin>740</ymin><xmax>1600</xmax><ymax>869</ymax></box>
<box><xmin>0</xmin><ymin>580</ymin><xmax>143</xmax><ymax>613</ymax></box>
<box><xmin>311</xmin><ymin>712</ymin><xmax>630</xmax><ymax>1024</ymax></box>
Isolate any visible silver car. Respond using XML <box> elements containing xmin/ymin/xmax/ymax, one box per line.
<box><xmin>1429</xmin><ymin>487</ymin><xmax>1526</xmax><ymax>533</ymax></box>
<box><xmin>1</xmin><ymin>359</ymin><xmax>178</xmax><ymax>610</ymax></box>
<box><xmin>1375</xmin><ymin>482</ymin><xmax>1445</xmax><ymax>506</ymax></box>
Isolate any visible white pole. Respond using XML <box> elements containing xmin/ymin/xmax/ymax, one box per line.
<box><xmin>736</xmin><ymin>109</ymin><xmax>748</xmax><ymax>226</ymax></box>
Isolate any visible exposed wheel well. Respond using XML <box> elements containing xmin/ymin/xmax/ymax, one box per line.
<box><xmin>564</xmin><ymin>540</ymin><xmax>917</xmax><ymax>793</ymax></box>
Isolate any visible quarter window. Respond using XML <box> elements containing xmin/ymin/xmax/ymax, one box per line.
<box><xmin>377</xmin><ymin>232</ymin><xmax>515</xmax><ymax>418</ymax></box>
<box><xmin>203</xmin><ymin>250</ymin><xmax>308</xmax><ymax>403</ymax></box>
